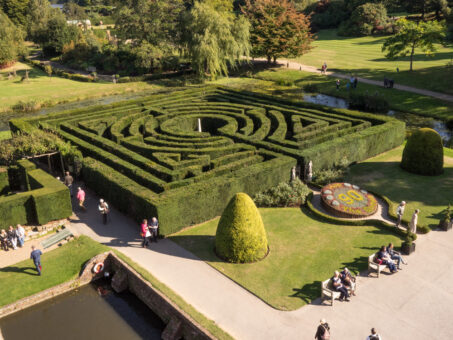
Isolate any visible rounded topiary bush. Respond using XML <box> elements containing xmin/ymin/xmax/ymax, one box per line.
<box><xmin>401</xmin><ymin>128</ymin><xmax>443</xmax><ymax>176</ymax></box>
<box><xmin>215</xmin><ymin>193</ymin><xmax>268</xmax><ymax>263</ymax></box>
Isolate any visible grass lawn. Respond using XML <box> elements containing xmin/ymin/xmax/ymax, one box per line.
<box><xmin>170</xmin><ymin>208</ymin><xmax>403</xmax><ymax>311</ymax></box>
<box><xmin>229</xmin><ymin>69</ymin><xmax>453</xmax><ymax>120</ymax></box>
<box><xmin>0</xmin><ymin>235</ymin><xmax>108</xmax><ymax>307</ymax></box>
<box><xmin>295</xmin><ymin>29</ymin><xmax>453</xmax><ymax>94</ymax></box>
<box><xmin>345</xmin><ymin>146</ymin><xmax>453</xmax><ymax>229</ymax></box>
<box><xmin>0</xmin><ymin>130</ymin><xmax>11</xmax><ymax>141</ymax></box>
<box><xmin>0</xmin><ymin>64</ymin><xmax>164</xmax><ymax>113</ymax></box>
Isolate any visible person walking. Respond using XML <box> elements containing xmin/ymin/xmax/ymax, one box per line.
<box><xmin>64</xmin><ymin>171</ymin><xmax>74</xmax><ymax>197</ymax></box>
<box><xmin>149</xmin><ymin>217</ymin><xmax>159</xmax><ymax>243</ymax></box>
<box><xmin>353</xmin><ymin>76</ymin><xmax>358</xmax><ymax>89</ymax></box>
<box><xmin>335</xmin><ymin>79</ymin><xmax>340</xmax><ymax>90</ymax></box>
<box><xmin>315</xmin><ymin>319</ymin><xmax>330</xmax><ymax>339</ymax></box>
<box><xmin>16</xmin><ymin>224</ymin><xmax>25</xmax><ymax>247</ymax></box>
<box><xmin>409</xmin><ymin>209</ymin><xmax>420</xmax><ymax>234</ymax></box>
<box><xmin>141</xmin><ymin>219</ymin><xmax>151</xmax><ymax>248</ymax></box>
<box><xmin>0</xmin><ymin>229</ymin><xmax>9</xmax><ymax>251</ymax></box>
<box><xmin>98</xmin><ymin>199</ymin><xmax>109</xmax><ymax>224</ymax></box>
<box><xmin>76</xmin><ymin>187</ymin><xmax>86</xmax><ymax>211</ymax></box>
<box><xmin>7</xmin><ymin>225</ymin><xmax>17</xmax><ymax>250</ymax></box>
<box><xmin>30</xmin><ymin>245</ymin><xmax>43</xmax><ymax>276</ymax></box>
<box><xmin>395</xmin><ymin>201</ymin><xmax>406</xmax><ymax>227</ymax></box>
<box><xmin>366</xmin><ymin>327</ymin><xmax>382</xmax><ymax>340</ymax></box>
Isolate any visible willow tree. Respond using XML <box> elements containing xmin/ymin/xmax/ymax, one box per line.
<box><xmin>182</xmin><ymin>0</ymin><xmax>250</xmax><ymax>79</ymax></box>
<box><xmin>0</xmin><ymin>10</ymin><xmax>25</xmax><ymax>67</ymax></box>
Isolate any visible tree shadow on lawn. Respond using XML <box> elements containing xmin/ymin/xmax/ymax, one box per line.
<box><xmin>291</xmin><ymin>281</ymin><xmax>321</xmax><ymax>305</ymax></box>
<box><xmin>0</xmin><ymin>266</ymin><xmax>39</xmax><ymax>276</ymax></box>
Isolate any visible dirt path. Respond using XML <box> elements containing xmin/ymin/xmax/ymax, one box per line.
<box><xmin>254</xmin><ymin>57</ymin><xmax>453</xmax><ymax>103</ymax></box>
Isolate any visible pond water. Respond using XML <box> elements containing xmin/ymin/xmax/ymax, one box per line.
<box><xmin>303</xmin><ymin>94</ymin><xmax>452</xmax><ymax>144</ymax></box>
<box><xmin>0</xmin><ymin>281</ymin><xmax>164</xmax><ymax>340</ymax></box>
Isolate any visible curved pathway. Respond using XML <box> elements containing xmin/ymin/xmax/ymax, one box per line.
<box><xmin>68</xmin><ymin>186</ymin><xmax>453</xmax><ymax>340</ymax></box>
<box><xmin>253</xmin><ymin>58</ymin><xmax>453</xmax><ymax>103</ymax></box>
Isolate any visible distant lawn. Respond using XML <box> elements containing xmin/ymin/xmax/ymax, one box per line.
<box><xmin>345</xmin><ymin>146</ymin><xmax>453</xmax><ymax>229</ymax></box>
<box><xmin>0</xmin><ymin>64</ymin><xmax>164</xmax><ymax>113</ymax></box>
<box><xmin>170</xmin><ymin>208</ymin><xmax>403</xmax><ymax>311</ymax></box>
<box><xmin>0</xmin><ymin>130</ymin><xmax>11</xmax><ymax>141</ymax></box>
<box><xmin>295</xmin><ymin>29</ymin><xmax>453</xmax><ymax>95</ymax></box>
<box><xmin>242</xmin><ymin>69</ymin><xmax>453</xmax><ymax>120</ymax></box>
<box><xmin>0</xmin><ymin>236</ymin><xmax>108</xmax><ymax>307</ymax></box>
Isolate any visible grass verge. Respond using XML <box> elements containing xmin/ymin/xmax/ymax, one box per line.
<box><xmin>170</xmin><ymin>207</ymin><xmax>403</xmax><ymax>311</ymax></box>
<box><xmin>345</xmin><ymin>146</ymin><xmax>453</xmax><ymax>229</ymax></box>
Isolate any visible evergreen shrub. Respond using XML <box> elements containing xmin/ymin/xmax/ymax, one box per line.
<box><xmin>401</xmin><ymin>128</ymin><xmax>443</xmax><ymax>176</ymax></box>
<box><xmin>215</xmin><ymin>193</ymin><xmax>268</xmax><ymax>263</ymax></box>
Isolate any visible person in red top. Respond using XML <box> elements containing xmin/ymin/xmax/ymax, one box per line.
<box><xmin>76</xmin><ymin>187</ymin><xmax>86</xmax><ymax>211</ymax></box>
<box><xmin>141</xmin><ymin>219</ymin><xmax>151</xmax><ymax>248</ymax></box>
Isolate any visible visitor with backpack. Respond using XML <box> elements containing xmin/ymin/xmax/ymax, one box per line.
<box><xmin>366</xmin><ymin>327</ymin><xmax>382</xmax><ymax>340</ymax></box>
<box><xmin>315</xmin><ymin>319</ymin><xmax>330</xmax><ymax>339</ymax></box>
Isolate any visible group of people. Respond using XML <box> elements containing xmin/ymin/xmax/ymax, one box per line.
<box><xmin>315</xmin><ymin>320</ymin><xmax>382</xmax><ymax>340</ymax></box>
<box><xmin>383</xmin><ymin>76</ymin><xmax>394</xmax><ymax>88</ymax></box>
<box><xmin>330</xmin><ymin>267</ymin><xmax>356</xmax><ymax>302</ymax></box>
<box><xmin>375</xmin><ymin>243</ymin><xmax>407</xmax><ymax>273</ymax></box>
<box><xmin>0</xmin><ymin>224</ymin><xmax>25</xmax><ymax>251</ymax></box>
<box><xmin>347</xmin><ymin>75</ymin><xmax>358</xmax><ymax>90</ymax></box>
<box><xmin>395</xmin><ymin>200</ymin><xmax>420</xmax><ymax>234</ymax></box>
<box><xmin>140</xmin><ymin>218</ymin><xmax>159</xmax><ymax>248</ymax></box>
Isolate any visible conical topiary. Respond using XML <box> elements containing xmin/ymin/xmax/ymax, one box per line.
<box><xmin>215</xmin><ymin>193</ymin><xmax>268</xmax><ymax>263</ymax></box>
<box><xmin>401</xmin><ymin>128</ymin><xmax>443</xmax><ymax>176</ymax></box>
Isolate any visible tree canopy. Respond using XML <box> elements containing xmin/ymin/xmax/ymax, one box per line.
<box><xmin>242</xmin><ymin>0</ymin><xmax>313</xmax><ymax>63</ymax></box>
<box><xmin>382</xmin><ymin>19</ymin><xmax>446</xmax><ymax>71</ymax></box>
<box><xmin>183</xmin><ymin>0</ymin><xmax>250</xmax><ymax>78</ymax></box>
<box><xmin>0</xmin><ymin>10</ymin><xmax>25</xmax><ymax>67</ymax></box>
<box><xmin>0</xmin><ymin>0</ymin><xmax>29</xmax><ymax>26</ymax></box>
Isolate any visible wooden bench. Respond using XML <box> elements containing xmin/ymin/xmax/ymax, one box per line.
<box><xmin>41</xmin><ymin>228</ymin><xmax>73</xmax><ymax>249</ymax></box>
<box><xmin>368</xmin><ymin>254</ymin><xmax>388</xmax><ymax>277</ymax></box>
<box><xmin>321</xmin><ymin>279</ymin><xmax>353</xmax><ymax>306</ymax></box>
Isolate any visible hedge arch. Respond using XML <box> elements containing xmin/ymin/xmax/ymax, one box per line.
<box><xmin>215</xmin><ymin>193</ymin><xmax>268</xmax><ymax>263</ymax></box>
<box><xmin>401</xmin><ymin>128</ymin><xmax>443</xmax><ymax>176</ymax></box>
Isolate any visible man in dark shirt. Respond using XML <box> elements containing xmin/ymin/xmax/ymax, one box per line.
<box><xmin>30</xmin><ymin>246</ymin><xmax>43</xmax><ymax>276</ymax></box>
<box><xmin>64</xmin><ymin>171</ymin><xmax>74</xmax><ymax>197</ymax></box>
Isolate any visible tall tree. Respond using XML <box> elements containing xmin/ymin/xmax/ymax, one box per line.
<box><xmin>114</xmin><ymin>0</ymin><xmax>184</xmax><ymax>46</ymax></box>
<box><xmin>26</xmin><ymin>0</ymin><xmax>55</xmax><ymax>41</ymax></box>
<box><xmin>182</xmin><ymin>1</ymin><xmax>250</xmax><ymax>78</ymax></box>
<box><xmin>1</xmin><ymin>0</ymin><xmax>30</xmax><ymax>26</ymax></box>
<box><xmin>0</xmin><ymin>10</ymin><xmax>26</xmax><ymax>66</ymax></box>
<box><xmin>242</xmin><ymin>0</ymin><xmax>313</xmax><ymax>63</ymax></box>
<box><xmin>382</xmin><ymin>19</ymin><xmax>446</xmax><ymax>71</ymax></box>
<box><xmin>63</xmin><ymin>1</ymin><xmax>87</xmax><ymax>20</ymax></box>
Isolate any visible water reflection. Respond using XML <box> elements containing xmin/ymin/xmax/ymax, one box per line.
<box><xmin>303</xmin><ymin>94</ymin><xmax>452</xmax><ymax>144</ymax></box>
<box><xmin>0</xmin><ymin>282</ymin><xmax>164</xmax><ymax>340</ymax></box>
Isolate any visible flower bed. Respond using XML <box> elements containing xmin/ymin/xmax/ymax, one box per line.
<box><xmin>321</xmin><ymin>182</ymin><xmax>378</xmax><ymax>218</ymax></box>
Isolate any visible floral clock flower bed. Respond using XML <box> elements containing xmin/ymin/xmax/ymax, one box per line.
<box><xmin>320</xmin><ymin>183</ymin><xmax>378</xmax><ymax>218</ymax></box>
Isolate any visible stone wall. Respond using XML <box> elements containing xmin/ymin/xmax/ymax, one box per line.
<box><xmin>107</xmin><ymin>253</ymin><xmax>214</xmax><ymax>340</ymax></box>
<box><xmin>0</xmin><ymin>251</ymin><xmax>215</xmax><ymax>340</ymax></box>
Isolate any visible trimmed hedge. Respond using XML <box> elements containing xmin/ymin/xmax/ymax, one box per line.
<box><xmin>215</xmin><ymin>193</ymin><xmax>268</xmax><ymax>263</ymax></box>
<box><xmin>401</xmin><ymin>128</ymin><xmax>444</xmax><ymax>176</ymax></box>
<box><xmin>0</xmin><ymin>160</ymin><xmax>72</xmax><ymax>229</ymax></box>
<box><xmin>10</xmin><ymin>86</ymin><xmax>404</xmax><ymax>235</ymax></box>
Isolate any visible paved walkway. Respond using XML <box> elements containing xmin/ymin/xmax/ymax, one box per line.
<box><xmin>66</xmin><ymin>187</ymin><xmax>453</xmax><ymax>339</ymax></box>
<box><xmin>254</xmin><ymin>58</ymin><xmax>453</xmax><ymax>103</ymax></box>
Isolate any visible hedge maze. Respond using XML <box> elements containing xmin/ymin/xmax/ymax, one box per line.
<box><xmin>11</xmin><ymin>86</ymin><xmax>405</xmax><ymax>234</ymax></box>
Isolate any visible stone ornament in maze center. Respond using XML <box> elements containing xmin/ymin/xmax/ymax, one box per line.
<box><xmin>321</xmin><ymin>183</ymin><xmax>378</xmax><ymax>218</ymax></box>
<box><xmin>11</xmin><ymin>86</ymin><xmax>404</xmax><ymax>234</ymax></box>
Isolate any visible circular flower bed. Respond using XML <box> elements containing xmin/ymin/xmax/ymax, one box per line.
<box><xmin>321</xmin><ymin>183</ymin><xmax>378</xmax><ymax>218</ymax></box>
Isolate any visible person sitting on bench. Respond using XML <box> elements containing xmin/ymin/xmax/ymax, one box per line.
<box><xmin>331</xmin><ymin>271</ymin><xmax>350</xmax><ymax>302</ymax></box>
<box><xmin>376</xmin><ymin>246</ymin><xmax>397</xmax><ymax>273</ymax></box>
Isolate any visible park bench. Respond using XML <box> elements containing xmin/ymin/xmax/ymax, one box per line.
<box><xmin>41</xmin><ymin>228</ymin><xmax>73</xmax><ymax>249</ymax></box>
<box><xmin>368</xmin><ymin>253</ymin><xmax>388</xmax><ymax>277</ymax></box>
<box><xmin>321</xmin><ymin>279</ymin><xmax>353</xmax><ymax>306</ymax></box>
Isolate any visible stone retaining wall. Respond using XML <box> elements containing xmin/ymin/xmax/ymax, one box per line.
<box><xmin>0</xmin><ymin>251</ymin><xmax>215</xmax><ymax>340</ymax></box>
